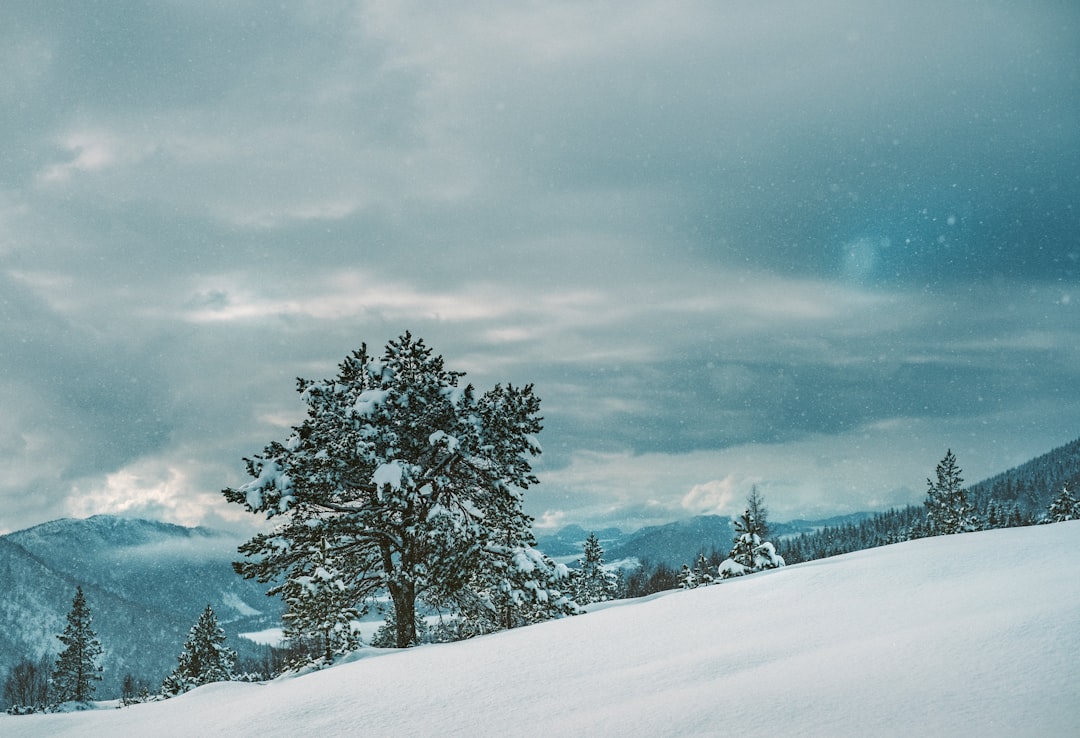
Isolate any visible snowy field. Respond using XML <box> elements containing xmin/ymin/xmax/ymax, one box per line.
<box><xmin>5</xmin><ymin>522</ymin><xmax>1079</xmax><ymax>737</ymax></box>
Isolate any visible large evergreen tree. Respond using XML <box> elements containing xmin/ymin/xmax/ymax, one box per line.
<box><xmin>572</xmin><ymin>532</ymin><xmax>618</xmax><ymax>605</ymax></box>
<box><xmin>925</xmin><ymin>449</ymin><xmax>978</xmax><ymax>535</ymax></box>
<box><xmin>224</xmin><ymin>333</ymin><xmax>572</xmax><ymax>648</ymax></box>
<box><xmin>161</xmin><ymin>605</ymin><xmax>237</xmax><ymax>697</ymax></box>
<box><xmin>51</xmin><ymin>586</ymin><xmax>103</xmax><ymax>704</ymax></box>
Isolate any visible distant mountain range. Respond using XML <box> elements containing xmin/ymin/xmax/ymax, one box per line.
<box><xmin>0</xmin><ymin>516</ymin><xmax>281</xmax><ymax>702</ymax></box>
<box><xmin>539</xmin><ymin>436</ymin><xmax>1080</xmax><ymax>569</ymax></box>
<box><xmin>536</xmin><ymin>512</ymin><xmax>876</xmax><ymax>569</ymax></box>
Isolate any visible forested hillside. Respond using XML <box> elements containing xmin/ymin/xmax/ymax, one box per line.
<box><xmin>779</xmin><ymin>437</ymin><xmax>1080</xmax><ymax>564</ymax></box>
<box><xmin>967</xmin><ymin>436</ymin><xmax>1080</xmax><ymax>519</ymax></box>
<box><xmin>0</xmin><ymin>517</ymin><xmax>281</xmax><ymax>704</ymax></box>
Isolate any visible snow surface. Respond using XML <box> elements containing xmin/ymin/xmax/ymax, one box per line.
<box><xmin>240</xmin><ymin>614</ymin><xmax>452</xmax><ymax>650</ymax></box>
<box><xmin>6</xmin><ymin>523</ymin><xmax>1079</xmax><ymax>737</ymax></box>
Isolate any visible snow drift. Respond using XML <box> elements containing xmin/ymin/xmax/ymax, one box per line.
<box><xmin>6</xmin><ymin>522</ymin><xmax>1079</xmax><ymax>737</ymax></box>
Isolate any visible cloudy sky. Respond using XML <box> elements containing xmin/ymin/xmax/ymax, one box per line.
<box><xmin>2</xmin><ymin>1</ymin><xmax>1078</xmax><ymax>536</ymax></box>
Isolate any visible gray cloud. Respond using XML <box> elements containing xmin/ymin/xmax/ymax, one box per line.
<box><xmin>1</xmin><ymin>0</ymin><xmax>1077</xmax><ymax>534</ymax></box>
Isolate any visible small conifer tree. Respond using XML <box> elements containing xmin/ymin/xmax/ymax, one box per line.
<box><xmin>452</xmin><ymin>542</ymin><xmax>576</xmax><ymax>637</ymax></box>
<box><xmin>692</xmin><ymin>552</ymin><xmax>715</xmax><ymax>587</ymax></box>
<box><xmin>280</xmin><ymin>540</ymin><xmax>362</xmax><ymax>666</ymax></box>
<box><xmin>161</xmin><ymin>605</ymin><xmax>237</xmax><ymax>697</ymax></box>
<box><xmin>52</xmin><ymin>586</ymin><xmax>103</xmax><ymax>705</ymax></box>
<box><xmin>677</xmin><ymin>564</ymin><xmax>697</xmax><ymax>590</ymax></box>
<box><xmin>1046</xmin><ymin>484</ymin><xmax>1080</xmax><ymax>523</ymax></box>
<box><xmin>718</xmin><ymin>490</ymin><xmax>784</xmax><ymax>579</ymax></box>
<box><xmin>924</xmin><ymin>450</ymin><xmax>979</xmax><ymax>535</ymax></box>
<box><xmin>572</xmin><ymin>532</ymin><xmax>618</xmax><ymax>604</ymax></box>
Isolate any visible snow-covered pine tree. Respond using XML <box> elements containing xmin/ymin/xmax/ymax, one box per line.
<box><xmin>718</xmin><ymin>491</ymin><xmax>784</xmax><ymax>579</ymax></box>
<box><xmin>572</xmin><ymin>532</ymin><xmax>618</xmax><ymax>604</ymax></box>
<box><xmin>1046</xmin><ymin>484</ymin><xmax>1079</xmax><ymax>523</ymax></box>
<box><xmin>450</xmin><ymin>525</ymin><xmax>577</xmax><ymax>637</ymax></box>
<box><xmin>924</xmin><ymin>449</ymin><xmax>979</xmax><ymax>535</ymax></box>
<box><xmin>224</xmin><ymin>333</ymin><xmax>570</xmax><ymax>648</ymax></box>
<box><xmin>677</xmin><ymin>564</ymin><xmax>696</xmax><ymax>590</ymax></box>
<box><xmin>745</xmin><ymin>485</ymin><xmax>770</xmax><ymax>540</ymax></box>
<box><xmin>692</xmin><ymin>552</ymin><xmax>715</xmax><ymax>587</ymax></box>
<box><xmin>161</xmin><ymin>605</ymin><xmax>237</xmax><ymax>697</ymax></box>
<box><xmin>51</xmin><ymin>586</ymin><xmax>103</xmax><ymax>705</ymax></box>
<box><xmin>279</xmin><ymin>540</ymin><xmax>362</xmax><ymax>666</ymax></box>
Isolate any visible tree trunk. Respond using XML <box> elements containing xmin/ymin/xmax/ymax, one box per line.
<box><xmin>389</xmin><ymin>581</ymin><xmax>417</xmax><ymax>648</ymax></box>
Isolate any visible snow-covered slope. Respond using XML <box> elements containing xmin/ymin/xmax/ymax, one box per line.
<box><xmin>6</xmin><ymin>522</ymin><xmax>1079</xmax><ymax>737</ymax></box>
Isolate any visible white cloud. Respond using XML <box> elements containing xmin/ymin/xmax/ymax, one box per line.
<box><xmin>5</xmin><ymin>269</ymin><xmax>78</xmax><ymax>313</ymax></box>
<box><xmin>64</xmin><ymin>458</ymin><xmax>253</xmax><ymax>530</ymax></box>
<box><xmin>681</xmin><ymin>477</ymin><xmax>739</xmax><ymax>516</ymax></box>
<box><xmin>179</xmin><ymin>270</ymin><xmax>524</xmax><ymax>324</ymax></box>
<box><xmin>36</xmin><ymin>131</ymin><xmax>134</xmax><ymax>184</ymax></box>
